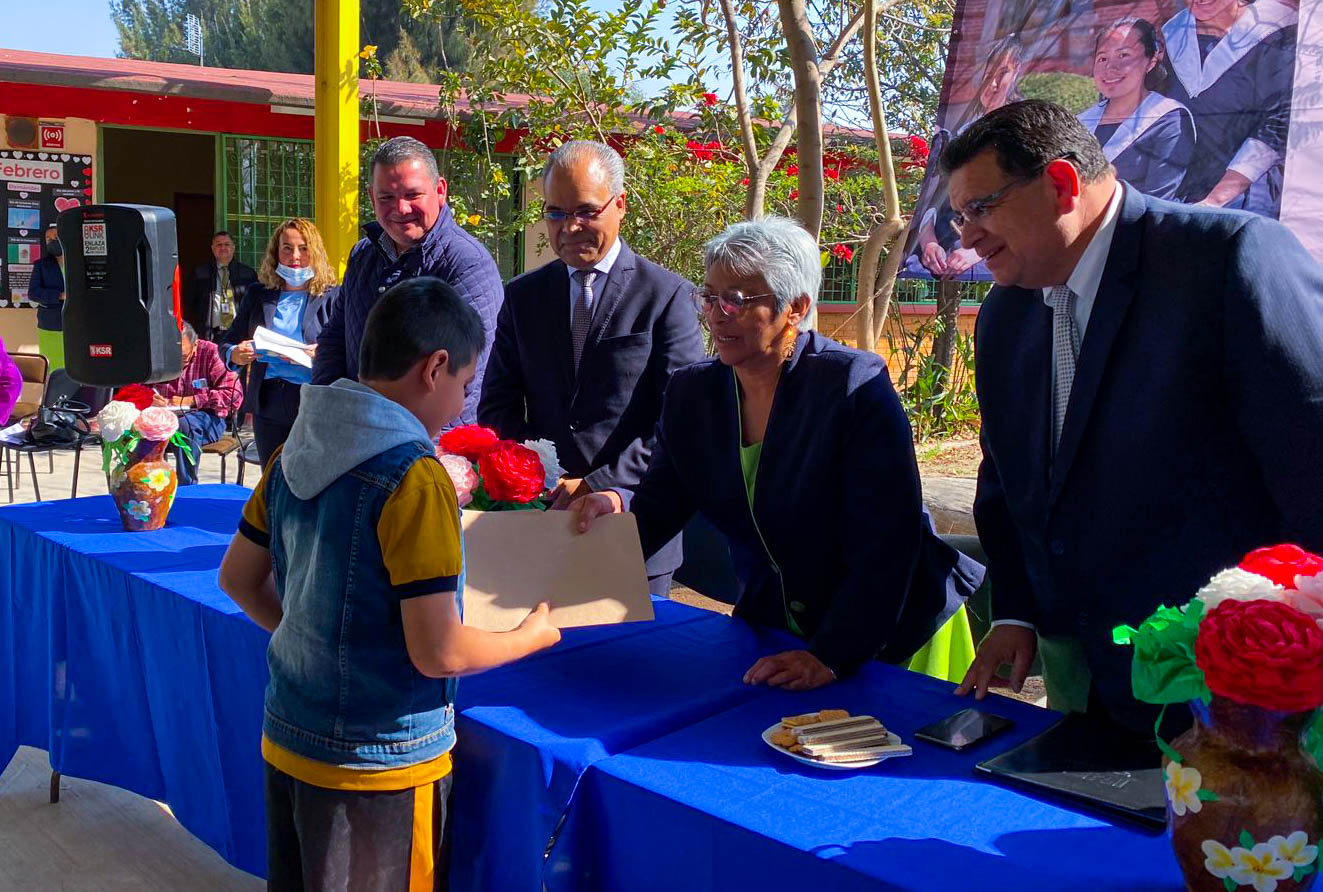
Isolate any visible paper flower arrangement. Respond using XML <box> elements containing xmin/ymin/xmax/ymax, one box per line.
<box><xmin>434</xmin><ymin>425</ymin><xmax>565</xmax><ymax>511</ymax></box>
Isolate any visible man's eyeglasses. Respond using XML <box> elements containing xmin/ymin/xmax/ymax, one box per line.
<box><xmin>543</xmin><ymin>196</ymin><xmax>618</xmax><ymax>223</ymax></box>
<box><xmin>692</xmin><ymin>287</ymin><xmax>777</xmax><ymax>317</ymax></box>
<box><xmin>949</xmin><ymin>154</ymin><xmax>1078</xmax><ymax>234</ymax></box>
<box><xmin>949</xmin><ymin>176</ymin><xmax>1035</xmax><ymax>234</ymax></box>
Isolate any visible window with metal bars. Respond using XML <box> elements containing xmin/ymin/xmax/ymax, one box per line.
<box><xmin>220</xmin><ymin>134</ymin><xmax>523</xmax><ymax>279</ymax></box>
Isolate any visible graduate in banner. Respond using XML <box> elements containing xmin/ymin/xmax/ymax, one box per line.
<box><xmin>1079</xmin><ymin>19</ymin><xmax>1196</xmax><ymax>200</ymax></box>
<box><xmin>906</xmin><ymin>34</ymin><xmax>1024</xmax><ymax>279</ymax></box>
<box><xmin>1162</xmin><ymin>0</ymin><xmax>1297</xmax><ymax>216</ymax></box>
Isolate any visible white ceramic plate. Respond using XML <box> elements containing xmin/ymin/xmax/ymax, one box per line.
<box><xmin>761</xmin><ymin>722</ymin><xmax>912</xmax><ymax>771</ymax></box>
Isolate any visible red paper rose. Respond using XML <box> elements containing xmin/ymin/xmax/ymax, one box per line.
<box><xmin>1239</xmin><ymin>544</ymin><xmax>1323</xmax><ymax>589</ymax></box>
<box><xmin>1194</xmin><ymin>599</ymin><xmax>1323</xmax><ymax>712</ymax></box>
<box><xmin>478</xmin><ymin>441</ymin><xmax>546</xmax><ymax>503</ymax></box>
<box><xmin>113</xmin><ymin>384</ymin><xmax>155</xmax><ymax>410</ymax></box>
<box><xmin>437</xmin><ymin>425</ymin><xmax>502</xmax><ymax>462</ymax></box>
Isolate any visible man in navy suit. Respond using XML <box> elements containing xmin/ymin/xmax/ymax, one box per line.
<box><xmin>947</xmin><ymin>101</ymin><xmax>1323</xmax><ymax>730</ymax></box>
<box><xmin>478</xmin><ymin>140</ymin><xmax>705</xmax><ymax>593</ymax></box>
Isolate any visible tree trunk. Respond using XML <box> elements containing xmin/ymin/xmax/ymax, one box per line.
<box><xmin>855</xmin><ymin>0</ymin><xmax>906</xmax><ymax>351</ymax></box>
<box><xmin>930</xmin><ymin>278</ymin><xmax>961</xmax><ymax>421</ymax></box>
<box><xmin>778</xmin><ymin>0</ymin><xmax>824</xmax><ymax>242</ymax></box>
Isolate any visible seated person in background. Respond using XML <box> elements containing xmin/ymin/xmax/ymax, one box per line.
<box><xmin>152</xmin><ymin>322</ymin><xmax>244</xmax><ymax>485</ymax></box>
<box><xmin>574</xmin><ymin>217</ymin><xmax>984</xmax><ymax>690</ymax></box>
<box><xmin>0</xmin><ymin>335</ymin><xmax>22</xmax><ymax>424</ymax></box>
<box><xmin>219</xmin><ymin>277</ymin><xmax>559</xmax><ymax>891</ymax></box>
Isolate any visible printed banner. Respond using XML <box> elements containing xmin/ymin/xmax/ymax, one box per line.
<box><xmin>901</xmin><ymin>0</ymin><xmax>1312</xmax><ymax>280</ymax></box>
<box><xmin>0</xmin><ymin>149</ymin><xmax>95</xmax><ymax>307</ymax></box>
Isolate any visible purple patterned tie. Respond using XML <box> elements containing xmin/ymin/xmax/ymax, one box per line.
<box><xmin>1048</xmin><ymin>284</ymin><xmax>1079</xmax><ymax>456</ymax></box>
<box><xmin>572</xmin><ymin>269</ymin><xmax>598</xmax><ymax>371</ymax></box>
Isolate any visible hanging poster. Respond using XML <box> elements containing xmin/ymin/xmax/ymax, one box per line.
<box><xmin>0</xmin><ymin>149</ymin><xmax>94</xmax><ymax>306</ymax></box>
<box><xmin>900</xmin><ymin>0</ymin><xmax>1313</xmax><ymax>280</ymax></box>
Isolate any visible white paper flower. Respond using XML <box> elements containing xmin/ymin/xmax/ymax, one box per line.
<box><xmin>1195</xmin><ymin>567</ymin><xmax>1286</xmax><ymax>610</ymax></box>
<box><xmin>125</xmin><ymin>500</ymin><xmax>152</xmax><ymax>522</ymax></box>
<box><xmin>1203</xmin><ymin>840</ymin><xmax>1237</xmax><ymax>880</ymax></box>
<box><xmin>521</xmin><ymin>438</ymin><xmax>565</xmax><ymax>491</ymax></box>
<box><xmin>1269</xmin><ymin>831</ymin><xmax>1319</xmax><ymax>868</ymax></box>
<box><xmin>436</xmin><ymin>453</ymin><xmax>478</xmax><ymax>508</ymax></box>
<box><xmin>1287</xmin><ymin>573</ymin><xmax>1323</xmax><ymax>621</ymax></box>
<box><xmin>1164</xmin><ymin>763</ymin><xmax>1204</xmax><ymax>817</ymax></box>
<box><xmin>96</xmin><ymin>400</ymin><xmax>141</xmax><ymax>443</ymax></box>
<box><xmin>1229</xmin><ymin>843</ymin><xmax>1293</xmax><ymax>892</ymax></box>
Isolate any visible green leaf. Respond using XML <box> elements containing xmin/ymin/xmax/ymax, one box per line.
<box><xmin>1239</xmin><ymin>830</ymin><xmax>1255</xmax><ymax>849</ymax></box>
<box><xmin>1294</xmin><ymin>866</ymin><xmax>1308</xmax><ymax>883</ymax></box>
<box><xmin>1223</xmin><ymin>877</ymin><xmax>1236</xmax><ymax>892</ymax></box>
<box><xmin>1195</xmin><ymin>789</ymin><xmax>1219</xmax><ymax>801</ymax></box>
<box><xmin>1114</xmin><ymin>602</ymin><xmax>1211</xmax><ymax>706</ymax></box>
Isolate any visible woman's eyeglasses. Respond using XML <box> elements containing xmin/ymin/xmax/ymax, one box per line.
<box><xmin>542</xmin><ymin>197</ymin><xmax>617</xmax><ymax>223</ymax></box>
<box><xmin>692</xmin><ymin>287</ymin><xmax>777</xmax><ymax>317</ymax></box>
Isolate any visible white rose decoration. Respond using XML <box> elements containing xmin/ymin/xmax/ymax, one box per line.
<box><xmin>96</xmin><ymin>400</ymin><xmax>141</xmax><ymax>443</ymax></box>
<box><xmin>1194</xmin><ymin>567</ymin><xmax>1286</xmax><ymax>610</ymax></box>
<box><xmin>522</xmin><ymin>438</ymin><xmax>566</xmax><ymax>491</ymax></box>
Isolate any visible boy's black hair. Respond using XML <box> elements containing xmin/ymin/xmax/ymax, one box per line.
<box><xmin>940</xmin><ymin>99</ymin><xmax>1111</xmax><ymax>183</ymax></box>
<box><xmin>358</xmin><ymin>277</ymin><xmax>485</xmax><ymax>381</ymax></box>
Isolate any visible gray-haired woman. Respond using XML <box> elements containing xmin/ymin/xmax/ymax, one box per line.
<box><xmin>575</xmin><ymin>217</ymin><xmax>983</xmax><ymax>690</ymax></box>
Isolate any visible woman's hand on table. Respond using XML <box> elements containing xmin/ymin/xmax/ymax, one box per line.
<box><xmin>743</xmin><ymin>649</ymin><xmax>836</xmax><ymax>691</ymax></box>
<box><xmin>569</xmin><ymin>490</ymin><xmax>623</xmax><ymax>532</ymax></box>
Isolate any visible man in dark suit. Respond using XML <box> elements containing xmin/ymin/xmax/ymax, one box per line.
<box><xmin>188</xmin><ymin>231</ymin><xmax>257</xmax><ymax>342</ymax></box>
<box><xmin>479</xmin><ymin>140</ymin><xmax>705</xmax><ymax>594</ymax></box>
<box><xmin>947</xmin><ymin>101</ymin><xmax>1323</xmax><ymax>730</ymax></box>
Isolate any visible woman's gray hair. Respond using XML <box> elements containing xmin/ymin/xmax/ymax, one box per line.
<box><xmin>703</xmin><ymin>217</ymin><xmax>819</xmax><ymax>331</ymax></box>
<box><xmin>542</xmin><ymin>140</ymin><xmax>626</xmax><ymax>195</ymax></box>
<box><xmin>371</xmin><ymin>136</ymin><xmax>440</xmax><ymax>182</ymax></box>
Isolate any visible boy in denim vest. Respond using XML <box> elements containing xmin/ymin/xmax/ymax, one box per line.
<box><xmin>219</xmin><ymin>277</ymin><xmax>560</xmax><ymax>891</ymax></box>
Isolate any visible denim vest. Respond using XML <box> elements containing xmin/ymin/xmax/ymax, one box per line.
<box><xmin>263</xmin><ymin>440</ymin><xmax>461</xmax><ymax>768</ymax></box>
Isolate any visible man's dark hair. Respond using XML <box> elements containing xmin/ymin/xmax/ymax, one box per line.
<box><xmin>359</xmin><ymin>277</ymin><xmax>484</xmax><ymax>381</ymax></box>
<box><xmin>371</xmin><ymin>136</ymin><xmax>441</xmax><ymax>182</ymax></box>
<box><xmin>940</xmin><ymin>100</ymin><xmax>1111</xmax><ymax>182</ymax></box>
<box><xmin>211</xmin><ymin>230</ymin><xmax>232</xmax><ymax>241</ymax></box>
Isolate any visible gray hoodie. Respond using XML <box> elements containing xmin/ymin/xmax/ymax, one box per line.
<box><xmin>280</xmin><ymin>379</ymin><xmax>434</xmax><ymax>500</ymax></box>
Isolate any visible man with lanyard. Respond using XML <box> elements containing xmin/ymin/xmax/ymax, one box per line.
<box><xmin>312</xmin><ymin>136</ymin><xmax>503</xmax><ymax>426</ymax></box>
<box><xmin>189</xmin><ymin>231</ymin><xmax>257</xmax><ymax>341</ymax></box>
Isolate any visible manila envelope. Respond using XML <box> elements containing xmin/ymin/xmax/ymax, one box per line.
<box><xmin>459</xmin><ymin>509</ymin><xmax>655</xmax><ymax>632</ymax></box>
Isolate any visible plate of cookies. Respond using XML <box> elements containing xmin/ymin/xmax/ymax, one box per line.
<box><xmin>762</xmin><ymin>709</ymin><xmax>912</xmax><ymax>770</ymax></box>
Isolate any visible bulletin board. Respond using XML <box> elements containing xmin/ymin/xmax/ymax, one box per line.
<box><xmin>0</xmin><ymin>149</ymin><xmax>95</xmax><ymax>307</ymax></box>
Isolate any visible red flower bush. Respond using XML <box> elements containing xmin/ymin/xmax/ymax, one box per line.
<box><xmin>653</xmin><ymin>124</ymin><xmax>665</xmax><ymax>135</ymax></box>
<box><xmin>823</xmin><ymin>167</ymin><xmax>840</xmax><ymax>181</ymax></box>
<box><xmin>1194</xmin><ymin>599</ymin><xmax>1323</xmax><ymax>712</ymax></box>
<box><xmin>478</xmin><ymin>441</ymin><xmax>546</xmax><ymax>503</ymax></box>
<box><xmin>437</xmin><ymin>425</ymin><xmax>502</xmax><ymax>462</ymax></box>
<box><xmin>788</xmin><ymin>189</ymin><xmax>799</xmax><ymax>200</ymax></box>
<box><xmin>685</xmin><ymin>140</ymin><xmax>723</xmax><ymax>161</ymax></box>
<box><xmin>784</xmin><ymin>163</ymin><xmax>799</xmax><ymax>177</ymax></box>
<box><xmin>113</xmin><ymin>384</ymin><xmax>156</xmax><ymax>410</ymax></box>
<box><xmin>1239</xmin><ymin>544</ymin><xmax>1323</xmax><ymax>588</ymax></box>
<box><xmin>831</xmin><ymin>243</ymin><xmax>854</xmax><ymax>263</ymax></box>
<box><xmin>701</xmin><ymin>92</ymin><xmax>717</xmax><ymax>106</ymax></box>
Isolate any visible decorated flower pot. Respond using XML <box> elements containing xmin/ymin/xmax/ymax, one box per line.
<box><xmin>109</xmin><ymin>438</ymin><xmax>177</xmax><ymax>531</ymax></box>
<box><xmin>97</xmin><ymin>401</ymin><xmax>192</xmax><ymax>533</ymax></box>
<box><xmin>1117</xmin><ymin>546</ymin><xmax>1323</xmax><ymax>892</ymax></box>
<box><xmin>1166</xmin><ymin>696</ymin><xmax>1322</xmax><ymax>891</ymax></box>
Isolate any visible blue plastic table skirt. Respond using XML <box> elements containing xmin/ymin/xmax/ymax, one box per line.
<box><xmin>550</xmin><ymin>663</ymin><xmax>1186</xmax><ymax>892</ymax></box>
<box><xmin>0</xmin><ymin>487</ymin><xmax>798</xmax><ymax>886</ymax></box>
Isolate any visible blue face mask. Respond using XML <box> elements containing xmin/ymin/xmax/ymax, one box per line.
<box><xmin>277</xmin><ymin>263</ymin><xmax>315</xmax><ymax>288</ymax></box>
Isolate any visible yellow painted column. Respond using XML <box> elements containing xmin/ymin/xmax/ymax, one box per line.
<box><xmin>314</xmin><ymin>0</ymin><xmax>360</xmax><ymax>275</ymax></box>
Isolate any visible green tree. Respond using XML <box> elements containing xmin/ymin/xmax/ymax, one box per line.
<box><xmin>110</xmin><ymin>0</ymin><xmax>473</xmax><ymax>79</ymax></box>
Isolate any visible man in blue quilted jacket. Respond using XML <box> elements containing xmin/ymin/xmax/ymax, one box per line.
<box><xmin>312</xmin><ymin>136</ymin><xmax>503</xmax><ymax>426</ymax></box>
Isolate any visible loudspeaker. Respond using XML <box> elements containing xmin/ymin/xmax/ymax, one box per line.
<box><xmin>58</xmin><ymin>204</ymin><xmax>183</xmax><ymax>387</ymax></box>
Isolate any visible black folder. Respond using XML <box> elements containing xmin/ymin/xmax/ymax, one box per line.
<box><xmin>975</xmin><ymin>712</ymin><xmax>1168</xmax><ymax>829</ymax></box>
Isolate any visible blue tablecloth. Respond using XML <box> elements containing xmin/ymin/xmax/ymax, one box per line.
<box><xmin>2</xmin><ymin>486</ymin><xmax>1186</xmax><ymax>889</ymax></box>
<box><xmin>550</xmin><ymin>662</ymin><xmax>1186</xmax><ymax>891</ymax></box>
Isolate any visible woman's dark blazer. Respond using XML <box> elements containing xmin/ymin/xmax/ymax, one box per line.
<box><xmin>218</xmin><ymin>283</ymin><xmax>338</xmax><ymax>420</ymax></box>
<box><xmin>623</xmin><ymin>330</ymin><xmax>984</xmax><ymax>676</ymax></box>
